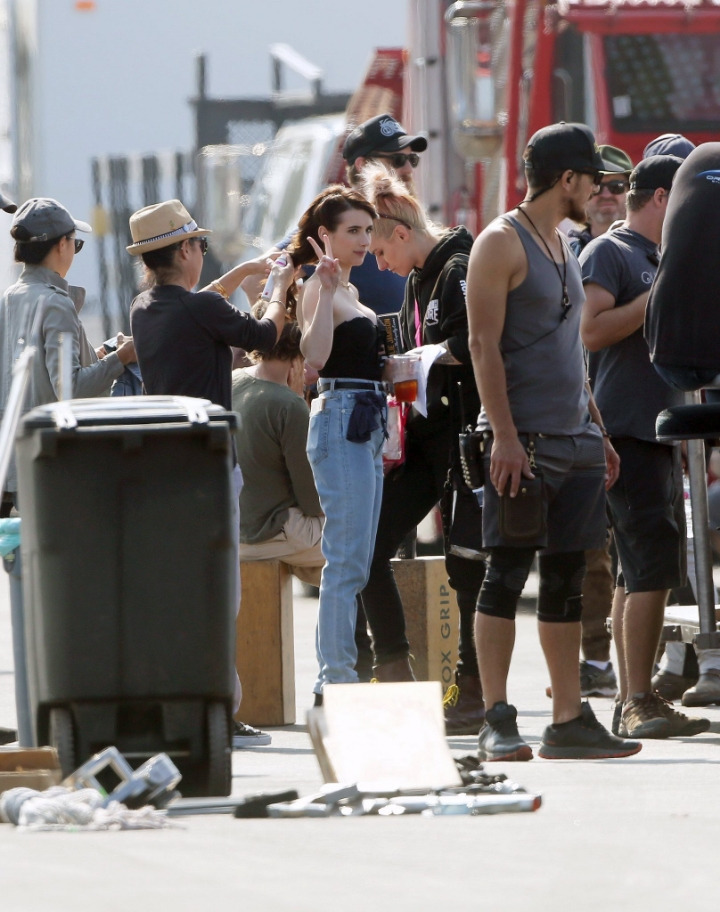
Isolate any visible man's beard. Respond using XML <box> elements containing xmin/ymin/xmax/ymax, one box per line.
<box><xmin>590</xmin><ymin>207</ymin><xmax>620</xmax><ymax>230</ymax></box>
<box><xmin>565</xmin><ymin>196</ymin><xmax>589</xmax><ymax>225</ymax></box>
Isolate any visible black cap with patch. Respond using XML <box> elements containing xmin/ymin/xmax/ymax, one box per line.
<box><xmin>342</xmin><ymin>114</ymin><xmax>428</xmax><ymax>164</ymax></box>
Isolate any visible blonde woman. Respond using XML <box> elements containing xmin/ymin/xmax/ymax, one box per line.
<box><xmin>359</xmin><ymin>167</ymin><xmax>485</xmax><ymax>732</ymax></box>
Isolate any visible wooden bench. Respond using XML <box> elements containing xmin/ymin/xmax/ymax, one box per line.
<box><xmin>392</xmin><ymin>556</ymin><xmax>460</xmax><ymax>687</ymax></box>
<box><xmin>235</xmin><ymin>559</ymin><xmax>295</xmax><ymax>727</ymax></box>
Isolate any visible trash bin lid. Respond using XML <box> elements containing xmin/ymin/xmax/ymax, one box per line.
<box><xmin>19</xmin><ymin>396</ymin><xmax>237</xmax><ymax>433</ymax></box>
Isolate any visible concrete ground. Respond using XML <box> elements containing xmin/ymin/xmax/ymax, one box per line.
<box><xmin>1</xmin><ymin>568</ymin><xmax>720</xmax><ymax>911</ymax></box>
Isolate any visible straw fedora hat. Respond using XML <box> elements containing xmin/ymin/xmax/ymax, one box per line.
<box><xmin>127</xmin><ymin>199</ymin><xmax>211</xmax><ymax>255</ymax></box>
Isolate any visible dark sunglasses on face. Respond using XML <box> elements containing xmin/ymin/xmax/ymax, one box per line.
<box><xmin>592</xmin><ymin>179</ymin><xmax>629</xmax><ymax>197</ymax></box>
<box><xmin>195</xmin><ymin>237</ymin><xmax>208</xmax><ymax>255</ymax></box>
<box><xmin>66</xmin><ymin>235</ymin><xmax>84</xmax><ymax>253</ymax></box>
<box><xmin>375</xmin><ymin>152</ymin><xmax>420</xmax><ymax>169</ymax></box>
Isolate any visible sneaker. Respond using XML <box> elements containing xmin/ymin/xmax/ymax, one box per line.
<box><xmin>546</xmin><ymin>661</ymin><xmax>618</xmax><ymax>699</ymax></box>
<box><xmin>443</xmin><ymin>673</ymin><xmax>486</xmax><ymax>735</ymax></box>
<box><xmin>477</xmin><ymin>702</ymin><xmax>533</xmax><ymax>762</ymax></box>
<box><xmin>580</xmin><ymin>661</ymin><xmax>618</xmax><ymax>698</ymax></box>
<box><xmin>232</xmin><ymin>721</ymin><xmax>272</xmax><ymax>749</ymax></box>
<box><xmin>655</xmin><ymin>692</ymin><xmax>710</xmax><ymax>736</ymax></box>
<box><xmin>621</xmin><ymin>692</ymin><xmax>672</xmax><ymax>739</ymax></box>
<box><xmin>538</xmin><ymin>702</ymin><xmax>642</xmax><ymax>759</ymax></box>
<box><xmin>651</xmin><ymin>669</ymin><xmax>697</xmax><ymax>702</ymax></box>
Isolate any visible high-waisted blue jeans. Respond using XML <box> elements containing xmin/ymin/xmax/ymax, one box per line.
<box><xmin>307</xmin><ymin>387</ymin><xmax>385</xmax><ymax>693</ymax></box>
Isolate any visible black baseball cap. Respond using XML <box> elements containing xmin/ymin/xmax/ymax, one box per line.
<box><xmin>0</xmin><ymin>190</ymin><xmax>17</xmax><ymax>214</ymax></box>
<box><xmin>629</xmin><ymin>154</ymin><xmax>683</xmax><ymax>191</ymax></box>
<box><xmin>342</xmin><ymin>113</ymin><xmax>427</xmax><ymax>165</ymax></box>
<box><xmin>524</xmin><ymin>122</ymin><xmax>615</xmax><ymax>175</ymax></box>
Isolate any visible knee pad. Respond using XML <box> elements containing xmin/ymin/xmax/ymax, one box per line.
<box><xmin>476</xmin><ymin>547</ymin><xmax>535</xmax><ymax>621</ymax></box>
<box><xmin>537</xmin><ymin>551</ymin><xmax>586</xmax><ymax>623</ymax></box>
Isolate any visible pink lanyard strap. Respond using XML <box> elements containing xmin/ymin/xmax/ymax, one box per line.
<box><xmin>414</xmin><ymin>297</ymin><xmax>422</xmax><ymax>348</ymax></box>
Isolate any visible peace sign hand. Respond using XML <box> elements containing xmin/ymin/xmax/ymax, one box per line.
<box><xmin>308</xmin><ymin>234</ymin><xmax>341</xmax><ymax>293</ymax></box>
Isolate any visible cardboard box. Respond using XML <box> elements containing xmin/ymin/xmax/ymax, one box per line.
<box><xmin>392</xmin><ymin>557</ymin><xmax>459</xmax><ymax>686</ymax></box>
<box><xmin>0</xmin><ymin>747</ymin><xmax>62</xmax><ymax>798</ymax></box>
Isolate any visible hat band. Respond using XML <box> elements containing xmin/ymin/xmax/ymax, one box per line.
<box><xmin>132</xmin><ymin>219</ymin><xmax>200</xmax><ymax>247</ymax></box>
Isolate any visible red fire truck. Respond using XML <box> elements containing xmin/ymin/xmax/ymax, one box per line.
<box><xmin>401</xmin><ymin>0</ymin><xmax>720</xmax><ymax>232</ymax></box>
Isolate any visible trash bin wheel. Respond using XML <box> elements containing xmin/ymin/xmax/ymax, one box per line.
<box><xmin>49</xmin><ymin>707</ymin><xmax>76</xmax><ymax>777</ymax></box>
<box><xmin>206</xmin><ymin>701</ymin><xmax>231</xmax><ymax>797</ymax></box>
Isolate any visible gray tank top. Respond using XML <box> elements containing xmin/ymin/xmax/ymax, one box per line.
<box><xmin>477</xmin><ymin>213</ymin><xmax>591</xmax><ymax>435</ymax></box>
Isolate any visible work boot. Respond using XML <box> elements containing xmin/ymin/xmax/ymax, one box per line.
<box><xmin>620</xmin><ymin>691</ymin><xmax>707</xmax><ymax>739</ymax></box>
<box><xmin>477</xmin><ymin>702</ymin><xmax>533</xmax><ymax>762</ymax></box>
<box><xmin>0</xmin><ymin>727</ymin><xmax>17</xmax><ymax>745</ymax></box>
<box><xmin>651</xmin><ymin>669</ymin><xmax>697</xmax><ymax>702</ymax></box>
<box><xmin>681</xmin><ymin>670</ymin><xmax>720</xmax><ymax>707</ymax></box>
<box><xmin>538</xmin><ymin>702</ymin><xmax>642</xmax><ymax>759</ymax></box>
<box><xmin>443</xmin><ymin>672</ymin><xmax>485</xmax><ymax>735</ymax></box>
<box><xmin>372</xmin><ymin>655</ymin><xmax>415</xmax><ymax>682</ymax></box>
<box><xmin>656</xmin><ymin>693</ymin><xmax>710</xmax><ymax>736</ymax></box>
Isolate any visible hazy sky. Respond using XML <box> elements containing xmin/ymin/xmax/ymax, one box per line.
<box><xmin>4</xmin><ymin>0</ymin><xmax>408</xmax><ymax>296</ymax></box>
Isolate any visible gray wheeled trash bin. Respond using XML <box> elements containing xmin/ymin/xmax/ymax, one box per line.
<box><xmin>15</xmin><ymin>396</ymin><xmax>238</xmax><ymax>797</ymax></box>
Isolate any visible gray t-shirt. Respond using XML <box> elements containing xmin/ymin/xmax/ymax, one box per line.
<box><xmin>580</xmin><ymin>226</ymin><xmax>682</xmax><ymax>443</ymax></box>
<box><xmin>477</xmin><ymin>214</ymin><xmax>592</xmax><ymax>436</ymax></box>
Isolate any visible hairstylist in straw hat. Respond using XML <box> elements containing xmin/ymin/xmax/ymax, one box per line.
<box><xmin>128</xmin><ymin>198</ymin><xmax>293</xmax><ymax>750</ymax></box>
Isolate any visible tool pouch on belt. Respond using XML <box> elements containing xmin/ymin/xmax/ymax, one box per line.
<box><xmin>498</xmin><ymin>435</ymin><xmax>546</xmax><ymax>543</ymax></box>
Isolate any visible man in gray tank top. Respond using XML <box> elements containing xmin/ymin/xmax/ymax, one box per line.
<box><xmin>466</xmin><ymin>122</ymin><xmax>641</xmax><ymax>761</ymax></box>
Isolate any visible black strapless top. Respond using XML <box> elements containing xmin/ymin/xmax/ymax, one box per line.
<box><xmin>318</xmin><ymin>315</ymin><xmax>385</xmax><ymax>381</ymax></box>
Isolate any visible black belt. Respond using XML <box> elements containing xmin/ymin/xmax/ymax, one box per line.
<box><xmin>316</xmin><ymin>379</ymin><xmax>387</xmax><ymax>393</ymax></box>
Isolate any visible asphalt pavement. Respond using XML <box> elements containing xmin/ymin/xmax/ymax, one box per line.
<box><xmin>1</xmin><ymin>567</ymin><xmax>720</xmax><ymax>911</ymax></box>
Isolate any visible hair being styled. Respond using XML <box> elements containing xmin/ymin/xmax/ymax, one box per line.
<box><xmin>248</xmin><ymin>300</ymin><xmax>302</xmax><ymax>363</ymax></box>
<box><xmin>360</xmin><ymin>164</ymin><xmax>435</xmax><ymax>240</ymax></box>
<box><xmin>283</xmin><ymin>185</ymin><xmax>375</xmax><ymax>316</ymax></box>
<box><xmin>286</xmin><ymin>184</ymin><xmax>376</xmax><ymax>268</ymax></box>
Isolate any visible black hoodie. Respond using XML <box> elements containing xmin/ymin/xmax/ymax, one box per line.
<box><xmin>400</xmin><ymin>225</ymin><xmax>479</xmax><ymax>439</ymax></box>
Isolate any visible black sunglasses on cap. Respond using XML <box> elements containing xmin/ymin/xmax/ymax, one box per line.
<box><xmin>591</xmin><ymin>179</ymin><xmax>629</xmax><ymax>197</ymax></box>
<box><xmin>374</xmin><ymin>152</ymin><xmax>420</xmax><ymax>169</ymax></box>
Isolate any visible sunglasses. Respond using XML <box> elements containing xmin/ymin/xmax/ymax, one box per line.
<box><xmin>375</xmin><ymin>152</ymin><xmax>420</xmax><ymax>169</ymax></box>
<box><xmin>591</xmin><ymin>179</ymin><xmax>629</xmax><ymax>197</ymax></box>
<box><xmin>195</xmin><ymin>237</ymin><xmax>208</xmax><ymax>255</ymax></box>
<box><xmin>65</xmin><ymin>235</ymin><xmax>84</xmax><ymax>253</ymax></box>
